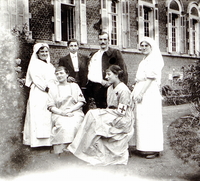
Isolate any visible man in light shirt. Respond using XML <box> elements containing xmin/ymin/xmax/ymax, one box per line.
<box><xmin>86</xmin><ymin>32</ymin><xmax>128</xmax><ymax>112</ymax></box>
<box><xmin>59</xmin><ymin>39</ymin><xmax>89</xmax><ymax>113</ymax></box>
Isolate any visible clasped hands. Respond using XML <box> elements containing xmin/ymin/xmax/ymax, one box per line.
<box><xmin>131</xmin><ymin>92</ymin><xmax>144</xmax><ymax>104</ymax></box>
<box><xmin>60</xmin><ymin>109</ymin><xmax>74</xmax><ymax>117</ymax></box>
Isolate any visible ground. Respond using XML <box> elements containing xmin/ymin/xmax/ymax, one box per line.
<box><xmin>2</xmin><ymin>104</ymin><xmax>200</xmax><ymax>181</ymax></box>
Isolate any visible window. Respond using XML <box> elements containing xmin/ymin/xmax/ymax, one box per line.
<box><xmin>111</xmin><ymin>1</ymin><xmax>117</xmax><ymax>45</ymax></box>
<box><xmin>61</xmin><ymin>4</ymin><xmax>75</xmax><ymax>41</ymax></box>
<box><xmin>166</xmin><ymin>0</ymin><xmax>184</xmax><ymax>53</ymax></box>
<box><xmin>171</xmin><ymin>14</ymin><xmax>178</xmax><ymax>52</ymax></box>
<box><xmin>122</xmin><ymin>0</ymin><xmax>130</xmax><ymax>48</ymax></box>
<box><xmin>0</xmin><ymin>0</ymin><xmax>29</xmax><ymax>33</ymax></box>
<box><xmin>100</xmin><ymin>0</ymin><xmax>130</xmax><ymax>48</ymax></box>
<box><xmin>144</xmin><ymin>7</ymin><xmax>152</xmax><ymax>37</ymax></box>
<box><xmin>53</xmin><ymin>0</ymin><xmax>87</xmax><ymax>44</ymax></box>
<box><xmin>188</xmin><ymin>3</ymin><xmax>200</xmax><ymax>56</ymax></box>
<box><xmin>191</xmin><ymin>19</ymin><xmax>197</xmax><ymax>54</ymax></box>
<box><xmin>138</xmin><ymin>1</ymin><xmax>159</xmax><ymax>47</ymax></box>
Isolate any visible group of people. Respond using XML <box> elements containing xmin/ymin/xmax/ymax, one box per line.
<box><xmin>22</xmin><ymin>31</ymin><xmax>164</xmax><ymax>166</ymax></box>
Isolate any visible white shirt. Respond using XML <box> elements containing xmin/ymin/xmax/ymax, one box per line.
<box><xmin>88</xmin><ymin>50</ymin><xmax>104</xmax><ymax>83</ymax></box>
<box><xmin>70</xmin><ymin>52</ymin><xmax>79</xmax><ymax>72</ymax></box>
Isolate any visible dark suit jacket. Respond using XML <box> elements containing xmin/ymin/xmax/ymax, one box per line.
<box><xmin>89</xmin><ymin>47</ymin><xmax>128</xmax><ymax>84</ymax></box>
<box><xmin>59</xmin><ymin>53</ymin><xmax>89</xmax><ymax>88</ymax></box>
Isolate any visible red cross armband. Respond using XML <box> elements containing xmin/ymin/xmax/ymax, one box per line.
<box><xmin>117</xmin><ymin>103</ymin><xmax>127</xmax><ymax>115</ymax></box>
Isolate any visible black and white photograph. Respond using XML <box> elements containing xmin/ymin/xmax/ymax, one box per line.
<box><xmin>0</xmin><ymin>0</ymin><xmax>200</xmax><ymax>180</ymax></box>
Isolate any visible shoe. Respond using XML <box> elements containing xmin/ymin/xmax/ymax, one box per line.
<box><xmin>63</xmin><ymin>148</ymin><xmax>70</xmax><ymax>152</ymax></box>
<box><xmin>57</xmin><ymin>153</ymin><xmax>61</xmax><ymax>159</ymax></box>
<box><xmin>145</xmin><ymin>153</ymin><xmax>160</xmax><ymax>159</ymax></box>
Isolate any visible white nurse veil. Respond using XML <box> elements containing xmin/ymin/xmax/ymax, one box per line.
<box><xmin>25</xmin><ymin>43</ymin><xmax>50</xmax><ymax>87</ymax></box>
<box><xmin>140</xmin><ymin>37</ymin><xmax>164</xmax><ymax>85</ymax></box>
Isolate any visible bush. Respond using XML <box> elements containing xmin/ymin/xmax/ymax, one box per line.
<box><xmin>168</xmin><ymin>115</ymin><xmax>200</xmax><ymax>167</ymax></box>
<box><xmin>167</xmin><ymin>61</ymin><xmax>200</xmax><ymax>167</ymax></box>
<box><xmin>181</xmin><ymin>62</ymin><xmax>200</xmax><ymax>112</ymax></box>
<box><xmin>162</xmin><ymin>85</ymin><xmax>190</xmax><ymax>106</ymax></box>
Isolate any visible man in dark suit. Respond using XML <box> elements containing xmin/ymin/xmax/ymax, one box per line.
<box><xmin>59</xmin><ymin>39</ymin><xmax>89</xmax><ymax>112</ymax></box>
<box><xmin>86</xmin><ymin>31</ymin><xmax>128</xmax><ymax>111</ymax></box>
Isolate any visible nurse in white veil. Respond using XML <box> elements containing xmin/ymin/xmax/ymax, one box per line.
<box><xmin>131</xmin><ymin>37</ymin><xmax>164</xmax><ymax>159</ymax></box>
<box><xmin>23</xmin><ymin>43</ymin><xmax>57</xmax><ymax>147</ymax></box>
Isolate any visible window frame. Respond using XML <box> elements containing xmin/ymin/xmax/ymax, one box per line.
<box><xmin>110</xmin><ymin>1</ymin><xmax>118</xmax><ymax>45</ymax></box>
<box><xmin>166</xmin><ymin>0</ymin><xmax>184</xmax><ymax>54</ymax></box>
<box><xmin>188</xmin><ymin>2</ymin><xmax>200</xmax><ymax>56</ymax></box>
<box><xmin>61</xmin><ymin>3</ymin><xmax>75</xmax><ymax>41</ymax></box>
<box><xmin>53</xmin><ymin>0</ymin><xmax>87</xmax><ymax>44</ymax></box>
<box><xmin>137</xmin><ymin>0</ymin><xmax>159</xmax><ymax>48</ymax></box>
<box><xmin>0</xmin><ymin>0</ymin><xmax>30</xmax><ymax>33</ymax></box>
<box><xmin>100</xmin><ymin>0</ymin><xmax>130</xmax><ymax>49</ymax></box>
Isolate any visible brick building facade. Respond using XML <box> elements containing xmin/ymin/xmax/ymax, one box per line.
<box><xmin>1</xmin><ymin>0</ymin><xmax>200</xmax><ymax>88</ymax></box>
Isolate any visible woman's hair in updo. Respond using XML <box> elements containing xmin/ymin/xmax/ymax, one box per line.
<box><xmin>55</xmin><ymin>66</ymin><xmax>69</xmax><ymax>74</ymax></box>
<box><xmin>107</xmin><ymin>65</ymin><xmax>124</xmax><ymax>80</ymax></box>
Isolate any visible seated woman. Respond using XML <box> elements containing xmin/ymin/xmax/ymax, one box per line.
<box><xmin>48</xmin><ymin>66</ymin><xmax>86</xmax><ymax>155</ymax></box>
<box><xmin>67</xmin><ymin>65</ymin><xmax>134</xmax><ymax>166</ymax></box>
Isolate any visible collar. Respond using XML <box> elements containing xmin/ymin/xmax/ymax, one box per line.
<box><xmin>70</xmin><ymin>52</ymin><xmax>78</xmax><ymax>57</ymax></box>
<box><xmin>102</xmin><ymin>47</ymin><xmax>113</xmax><ymax>56</ymax></box>
<box><xmin>39</xmin><ymin>59</ymin><xmax>47</xmax><ymax>63</ymax></box>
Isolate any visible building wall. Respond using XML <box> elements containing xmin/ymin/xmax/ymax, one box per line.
<box><xmin>28</xmin><ymin>0</ymin><xmax>199</xmax><ymax>88</ymax></box>
<box><xmin>30</xmin><ymin>0</ymin><xmax>53</xmax><ymax>41</ymax></box>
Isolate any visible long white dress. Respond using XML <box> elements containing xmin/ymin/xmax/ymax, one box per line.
<box><xmin>133</xmin><ymin>38</ymin><xmax>164</xmax><ymax>152</ymax></box>
<box><xmin>68</xmin><ymin>82</ymin><xmax>134</xmax><ymax>166</ymax></box>
<box><xmin>23</xmin><ymin>58</ymin><xmax>56</xmax><ymax>147</ymax></box>
<box><xmin>48</xmin><ymin>82</ymin><xmax>85</xmax><ymax>146</ymax></box>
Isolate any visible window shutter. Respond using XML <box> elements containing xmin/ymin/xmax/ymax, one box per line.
<box><xmin>23</xmin><ymin>0</ymin><xmax>30</xmax><ymax>26</ymax></box>
<box><xmin>10</xmin><ymin>0</ymin><xmax>17</xmax><ymax>30</ymax></box>
<box><xmin>180</xmin><ymin>16</ymin><xmax>185</xmax><ymax>53</ymax></box>
<box><xmin>80</xmin><ymin>0</ymin><xmax>87</xmax><ymax>44</ymax></box>
<box><xmin>196</xmin><ymin>22</ymin><xmax>199</xmax><ymax>55</ymax></box>
<box><xmin>189</xmin><ymin>18</ymin><xmax>193</xmax><ymax>55</ymax></box>
<box><xmin>0</xmin><ymin>1</ymin><xmax>10</xmax><ymax>30</ymax></box>
<box><xmin>101</xmin><ymin>0</ymin><xmax>109</xmax><ymax>32</ymax></box>
<box><xmin>138</xmin><ymin>5</ymin><xmax>144</xmax><ymax>45</ymax></box>
<box><xmin>199</xmin><ymin>22</ymin><xmax>200</xmax><ymax>56</ymax></box>
<box><xmin>154</xmin><ymin>8</ymin><xmax>159</xmax><ymax>45</ymax></box>
<box><xmin>122</xmin><ymin>1</ymin><xmax>130</xmax><ymax>48</ymax></box>
<box><xmin>54</xmin><ymin>0</ymin><xmax>62</xmax><ymax>41</ymax></box>
<box><xmin>17</xmin><ymin>0</ymin><xmax>24</xmax><ymax>31</ymax></box>
<box><xmin>122</xmin><ymin>1</ymin><xmax>126</xmax><ymax>48</ymax></box>
<box><xmin>168</xmin><ymin>12</ymin><xmax>172</xmax><ymax>53</ymax></box>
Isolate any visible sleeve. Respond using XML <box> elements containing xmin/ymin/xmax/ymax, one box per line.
<box><xmin>79</xmin><ymin>54</ymin><xmax>89</xmax><ymax>88</ymax></box>
<box><xmin>118</xmin><ymin>89</ymin><xmax>131</xmax><ymax>106</ymax></box>
<box><xmin>47</xmin><ymin>86</ymin><xmax>62</xmax><ymax>111</ymax></box>
<box><xmin>59</xmin><ymin>58</ymin><xmax>64</xmax><ymax>66</ymax></box>
<box><xmin>72</xmin><ymin>83</ymin><xmax>86</xmax><ymax>103</ymax></box>
<box><xmin>115</xmin><ymin>50</ymin><xmax>128</xmax><ymax>84</ymax></box>
<box><xmin>29</xmin><ymin>63</ymin><xmax>48</xmax><ymax>91</ymax></box>
<box><xmin>145</xmin><ymin>60</ymin><xmax>160</xmax><ymax>79</ymax></box>
<box><xmin>47</xmin><ymin>94</ymin><xmax>55</xmax><ymax>111</ymax></box>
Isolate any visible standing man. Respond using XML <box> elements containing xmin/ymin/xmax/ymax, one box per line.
<box><xmin>86</xmin><ymin>31</ymin><xmax>128</xmax><ymax>111</ymax></box>
<box><xmin>59</xmin><ymin>39</ymin><xmax>89</xmax><ymax>113</ymax></box>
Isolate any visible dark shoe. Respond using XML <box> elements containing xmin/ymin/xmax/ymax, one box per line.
<box><xmin>145</xmin><ymin>153</ymin><xmax>160</xmax><ymax>159</ymax></box>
